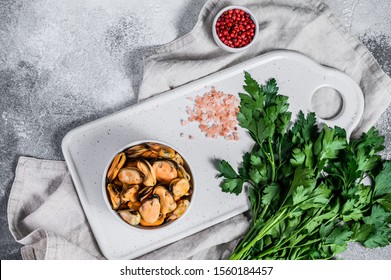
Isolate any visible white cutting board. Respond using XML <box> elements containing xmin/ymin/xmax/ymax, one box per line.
<box><xmin>62</xmin><ymin>50</ymin><xmax>364</xmax><ymax>259</ymax></box>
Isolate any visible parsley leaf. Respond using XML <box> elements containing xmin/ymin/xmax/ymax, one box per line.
<box><xmin>374</xmin><ymin>161</ymin><xmax>391</xmax><ymax>197</ymax></box>
<box><xmin>220</xmin><ymin>178</ymin><xmax>244</xmax><ymax>195</ymax></box>
<box><xmin>217</xmin><ymin>160</ymin><xmax>238</xmax><ymax>179</ymax></box>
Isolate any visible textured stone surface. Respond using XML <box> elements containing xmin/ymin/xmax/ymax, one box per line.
<box><xmin>0</xmin><ymin>0</ymin><xmax>390</xmax><ymax>259</ymax></box>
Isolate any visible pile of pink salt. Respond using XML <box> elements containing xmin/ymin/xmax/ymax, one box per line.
<box><xmin>183</xmin><ymin>87</ymin><xmax>240</xmax><ymax>141</ymax></box>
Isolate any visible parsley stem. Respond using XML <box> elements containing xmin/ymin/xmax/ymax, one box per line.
<box><xmin>254</xmin><ymin>238</ymin><xmax>322</xmax><ymax>259</ymax></box>
<box><xmin>259</xmin><ymin>204</ymin><xmax>269</xmax><ymax>220</ymax></box>
<box><xmin>278</xmin><ymin>136</ymin><xmax>282</xmax><ymax>163</ymax></box>
<box><xmin>259</xmin><ymin>138</ymin><xmax>276</xmax><ymax>182</ymax></box>
<box><xmin>234</xmin><ymin>223</ymin><xmax>259</xmax><ymax>253</ymax></box>
<box><xmin>268</xmin><ymin>138</ymin><xmax>276</xmax><ymax>182</ymax></box>
<box><xmin>230</xmin><ymin>208</ymin><xmax>288</xmax><ymax>260</ymax></box>
<box><xmin>274</xmin><ymin>206</ymin><xmax>334</xmax><ymax>249</ymax></box>
<box><xmin>260</xmin><ymin>145</ymin><xmax>272</xmax><ymax>164</ymax></box>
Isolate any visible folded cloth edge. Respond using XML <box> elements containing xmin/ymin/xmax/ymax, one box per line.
<box><xmin>7</xmin><ymin>157</ymin><xmax>58</xmax><ymax>259</ymax></box>
<box><xmin>7</xmin><ymin>156</ymin><xmax>68</xmax><ymax>242</ymax></box>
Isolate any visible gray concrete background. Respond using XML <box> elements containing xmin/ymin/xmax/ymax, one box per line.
<box><xmin>0</xmin><ymin>0</ymin><xmax>390</xmax><ymax>259</ymax></box>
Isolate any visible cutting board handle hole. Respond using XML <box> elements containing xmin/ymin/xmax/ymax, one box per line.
<box><xmin>311</xmin><ymin>86</ymin><xmax>343</xmax><ymax>120</ymax></box>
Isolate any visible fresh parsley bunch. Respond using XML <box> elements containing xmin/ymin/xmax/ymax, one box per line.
<box><xmin>217</xmin><ymin>72</ymin><xmax>391</xmax><ymax>260</ymax></box>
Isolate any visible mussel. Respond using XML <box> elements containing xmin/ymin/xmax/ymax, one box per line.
<box><xmin>152</xmin><ymin>160</ymin><xmax>178</xmax><ymax>184</ymax></box>
<box><xmin>146</xmin><ymin>142</ymin><xmax>176</xmax><ymax>159</ymax></box>
<box><xmin>138</xmin><ymin>194</ymin><xmax>161</xmax><ymax>224</ymax></box>
<box><xmin>125</xmin><ymin>142</ymin><xmax>180</xmax><ymax>162</ymax></box>
<box><xmin>107</xmin><ymin>152</ymin><xmax>126</xmax><ymax>181</ymax></box>
<box><xmin>127</xmin><ymin>201</ymin><xmax>141</xmax><ymax>211</ymax></box>
<box><xmin>177</xmin><ymin>164</ymin><xmax>191</xmax><ymax>181</ymax></box>
<box><xmin>153</xmin><ymin>185</ymin><xmax>177</xmax><ymax>215</ymax></box>
<box><xmin>172</xmin><ymin>153</ymin><xmax>184</xmax><ymax>165</ymax></box>
<box><xmin>169</xmin><ymin>178</ymin><xmax>191</xmax><ymax>201</ymax></box>
<box><xmin>118</xmin><ymin>167</ymin><xmax>144</xmax><ymax>185</ymax></box>
<box><xmin>140</xmin><ymin>214</ymin><xmax>165</xmax><ymax>227</ymax></box>
<box><xmin>166</xmin><ymin>198</ymin><xmax>190</xmax><ymax>221</ymax></box>
<box><xmin>125</xmin><ymin>144</ymin><xmax>149</xmax><ymax>158</ymax></box>
<box><xmin>121</xmin><ymin>184</ymin><xmax>139</xmax><ymax>203</ymax></box>
<box><xmin>118</xmin><ymin>210</ymin><xmax>141</xmax><ymax>225</ymax></box>
<box><xmin>137</xmin><ymin>186</ymin><xmax>154</xmax><ymax>202</ymax></box>
<box><xmin>107</xmin><ymin>183</ymin><xmax>121</xmax><ymax>210</ymax></box>
<box><xmin>137</xmin><ymin>159</ymin><xmax>156</xmax><ymax>187</ymax></box>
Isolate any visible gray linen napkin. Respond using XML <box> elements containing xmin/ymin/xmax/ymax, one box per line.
<box><xmin>8</xmin><ymin>0</ymin><xmax>391</xmax><ymax>259</ymax></box>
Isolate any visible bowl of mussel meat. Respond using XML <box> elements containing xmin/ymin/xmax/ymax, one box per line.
<box><xmin>103</xmin><ymin>141</ymin><xmax>194</xmax><ymax>229</ymax></box>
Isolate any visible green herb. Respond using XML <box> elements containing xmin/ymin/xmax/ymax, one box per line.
<box><xmin>217</xmin><ymin>72</ymin><xmax>391</xmax><ymax>260</ymax></box>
